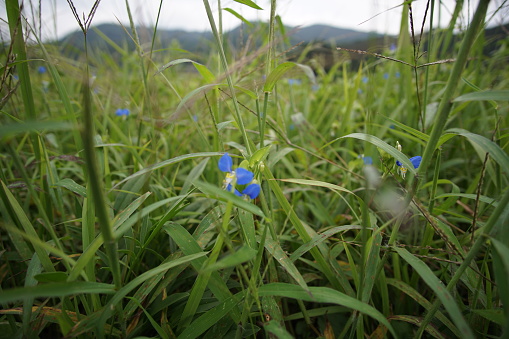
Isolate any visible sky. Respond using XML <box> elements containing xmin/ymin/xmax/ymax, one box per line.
<box><xmin>1</xmin><ymin>0</ymin><xmax>508</xmax><ymax>41</ymax></box>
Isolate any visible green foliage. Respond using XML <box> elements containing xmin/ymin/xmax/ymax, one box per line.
<box><xmin>1</xmin><ymin>0</ymin><xmax>508</xmax><ymax>338</ymax></box>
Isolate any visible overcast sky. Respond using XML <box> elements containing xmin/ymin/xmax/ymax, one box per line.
<box><xmin>1</xmin><ymin>0</ymin><xmax>508</xmax><ymax>41</ymax></box>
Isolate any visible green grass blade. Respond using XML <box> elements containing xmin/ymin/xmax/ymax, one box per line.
<box><xmin>394</xmin><ymin>247</ymin><xmax>474</xmax><ymax>338</ymax></box>
<box><xmin>263</xmin><ymin>237</ymin><xmax>310</xmax><ymax>293</ymax></box>
<box><xmin>326</xmin><ymin>133</ymin><xmax>418</xmax><ymax>175</ymax></box>
<box><xmin>258</xmin><ymin>283</ymin><xmax>397</xmax><ymax>338</ymax></box>
<box><xmin>193</xmin><ymin>180</ymin><xmax>265</xmax><ymax>217</ymax></box>
<box><xmin>0</xmin><ymin>180</ymin><xmax>54</xmax><ymax>272</ymax></box>
<box><xmin>112</xmin><ymin>152</ymin><xmax>223</xmax><ymax>189</ymax></box>
<box><xmin>454</xmin><ymin>90</ymin><xmax>509</xmax><ymax>102</ymax></box>
<box><xmin>447</xmin><ymin>128</ymin><xmax>509</xmax><ymax>177</ymax></box>
<box><xmin>201</xmin><ymin>245</ymin><xmax>257</xmax><ymax>273</ymax></box>
<box><xmin>0</xmin><ymin>282</ymin><xmax>115</xmax><ymax>304</ymax></box>
<box><xmin>177</xmin><ymin>291</ymin><xmax>246</xmax><ymax>339</ymax></box>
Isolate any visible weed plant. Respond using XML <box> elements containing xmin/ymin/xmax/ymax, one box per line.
<box><xmin>1</xmin><ymin>0</ymin><xmax>508</xmax><ymax>338</ymax></box>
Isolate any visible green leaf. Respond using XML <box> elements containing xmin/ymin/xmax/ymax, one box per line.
<box><xmin>249</xmin><ymin>145</ymin><xmax>272</xmax><ymax>167</ymax></box>
<box><xmin>258</xmin><ymin>283</ymin><xmax>398</xmax><ymax>338</ymax></box>
<box><xmin>393</xmin><ymin>247</ymin><xmax>474</xmax><ymax>339</ymax></box>
<box><xmin>53</xmin><ymin>178</ymin><xmax>87</xmax><ymax>198</ymax></box>
<box><xmin>223</xmin><ymin>8</ymin><xmax>253</xmax><ymax>27</ymax></box>
<box><xmin>233</xmin><ymin>0</ymin><xmax>262</xmax><ymax>10</ymax></box>
<box><xmin>447</xmin><ymin>128</ymin><xmax>509</xmax><ymax>177</ymax></box>
<box><xmin>470</xmin><ymin>309</ymin><xmax>505</xmax><ymax>325</ymax></box>
<box><xmin>490</xmin><ymin>237</ymin><xmax>509</xmax><ymax>323</ymax></box>
<box><xmin>193</xmin><ymin>180</ymin><xmax>265</xmax><ymax>217</ymax></box>
<box><xmin>0</xmin><ymin>121</ymin><xmax>73</xmax><ymax>140</ymax></box>
<box><xmin>388</xmin><ymin>315</ymin><xmax>447</xmax><ymax>339</ymax></box>
<box><xmin>326</xmin><ymin>133</ymin><xmax>418</xmax><ymax>175</ymax></box>
<box><xmin>0</xmin><ymin>180</ymin><xmax>55</xmax><ymax>272</ymax></box>
<box><xmin>112</xmin><ymin>152</ymin><xmax>224</xmax><ymax>189</ymax></box>
<box><xmin>264</xmin><ymin>321</ymin><xmax>294</xmax><ymax>339</ymax></box>
<box><xmin>0</xmin><ymin>282</ymin><xmax>115</xmax><ymax>304</ymax></box>
<box><xmin>263</xmin><ymin>62</ymin><xmax>296</xmax><ymax>92</ymax></box>
<box><xmin>454</xmin><ymin>90</ymin><xmax>509</xmax><ymax>102</ymax></box>
<box><xmin>290</xmin><ymin>225</ymin><xmax>362</xmax><ymax>262</ymax></box>
<box><xmin>280</xmin><ymin>178</ymin><xmax>356</xmax><ymax>196</ymax></box>
<box><xmin>34</xmin><ymin>272</ymin><xmax>68</xmax><ymax>283</ymax></box>
<box><xmin>387</xmin><ymin>279</ymin><xmax>460</xmax><ymax>337</ymax></box>
<box><xmin>163</xmin><ymin>223</ymin><xmax>240</xmax><ymax>318</ymax></box>
<box><xmin>264</xmin><ymin>237</ymin><xmax>310</xmax><ymax>293</ymax></box>
<box><xmin>68</xmin><ymin>195</ymin><xmax>178</xmax><ymax>282</ymax></box>
<box><xmin>155</xmin><ymin>58</ymin><xmax>201</xmax><ymax>75</ymax></box>
<box><xmin>97</xmin><ymin>252</ymin><xmax>208</xmax><ymax>327</ymax></box>
<box><xmin>178</xmin><ymin>292</ymin><xmax>245</xmax><ymax>339</ymax></box>
<box><xmin>201</xmin><ymin>245</ymin><xmax>257</xmax><ymax>273</ymax></box>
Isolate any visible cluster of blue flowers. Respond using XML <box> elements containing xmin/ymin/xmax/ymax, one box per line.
<box><xmin>218</xmin><ymin>153</ymin><xmax>260</xmax><ymax>199</ymax></box>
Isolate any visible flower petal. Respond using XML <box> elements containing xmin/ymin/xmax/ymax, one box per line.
<box><xmin>396</xmin><ymin>160</ymin><xmax>402</xmax><ymax>167</ymax></box>
<box><xmin>218</xmin><ymin>153</ymin><xmax>233</xmax><ymax>172</ymax></box>
<box><xmin>242</xmin><ymin>183</ymin><xmax>260</xmax><ymax>199</ymax></box>
<box><xmin>410</xmin><ymin>156</ymin><xmax>422</xmax><ymax>169</ymax></box>
<box><xmin>235</xmin><ymin>167</ymin><xmax>254</xmax><ymax>185</ymax></box>
<box><xmin>226</xmin><ymin>184</ymin><xmax>242</xmax><ymax>196</ymax></box>
<box><xmin>363</xmin><ymin>156</ymin><xmax>373</xmax><ymax>165</ymax></box>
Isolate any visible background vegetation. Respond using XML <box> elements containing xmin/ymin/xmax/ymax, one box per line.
<box><xmin>1</xmin><ymin>0</ymin><xmax>508</xmax><ymax>338</ymax></box>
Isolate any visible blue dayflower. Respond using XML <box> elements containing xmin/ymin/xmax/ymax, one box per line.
<box><xmin>362</xmin><ymin>76</ymin><xmax>369</xmax><ymax>84</ymax></box>
<box><xmin>288</xmin><ymin>79</ymin><xmax>302</xmax><ymax>86</ymax></box>
<box><xmin>383</xmin><ymin>73</ymin><xmax>389</xmax><ymax>80</ymax></box>
<box><xmin>219</xmin><ymin>153</ymin><xmax>260</xmax><ymax>199</ymax></box>
<box><xmin>396</xmin><ymin>155</ymin><xmax>422</xmax><ymax>178</ymax></box>
<box><xmin>38</xmin><ymin>66</ymin><xmax>47</xmax><ymax>74</ymax></box>
<box><xmin>115</xmin><ymin>108</ymin><xmax>130</xmax><ymax>116</ymax></box>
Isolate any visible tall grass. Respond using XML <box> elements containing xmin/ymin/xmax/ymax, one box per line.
<box><xmin>1</xmin><ymin>0</ymin><xmax>508</xmax><ymax>338</ymax></box>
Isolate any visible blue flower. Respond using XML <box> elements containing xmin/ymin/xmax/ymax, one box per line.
<box><xmin>219</xmin><ymin>153</ymin><xmax>260</xmax><ymax>199</ymax></box>
<box><xmin>383</xmin><ymin>73</ymin><xmax>389</xmax><ymax>80</ymax></box>
<box><xmin>227</xmin><ymin>183</ymin><xmax>260</xmax><ymax>199</ymax></box>
<box><xmin>38</xmin><ymin>66</ymin><xmax>47</xmax><ymax>74</ymax></box>
<box><xmin>395</xmin><ymin>72</ymin><xmax>401</xmax><ymax>78</ymax></box>
<box><xmin>288</xmin><ymin>79</ymin><xmax>302</xmax><ymax>86</ymax></box>
<box><xmin>362</xmin><ymin>76</ymin><xmax>369</xmax><ymax>84</ymax></box>
<box><xmin>396</xmin><ymin>156</ymin><xmax>421</xmax><ymax>178</ymax></box>
<box><xmin>409</xmin><ymin>156</ymin><xmax>422</xmax><ymax>168</ymax></box>
<box><xmin>192</xmin><ymin>114</ymin><xmax>199</xmax><ymax>122</ymax></box>
<box><xmin>115</xmin><ymin>108</ymin><xmax>130</xmax><ymax>116</ymax></box>
<box><xmin>390</xmin><ymin>43</ymin><xmax>397</xmax><ymax>52</ymax></box>
<box><xmin>363</xmin><ymin>156</ymin><xmax>373</xmax><ymax>165</ymax></box>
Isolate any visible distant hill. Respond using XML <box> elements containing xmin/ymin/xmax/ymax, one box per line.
<box><xmin>56</xmin><ymin>22</ymin><xmax>508</xmax><ymax>71</ymax></box>
<box><xmin>57</xmin><ymin>22</ymin><xmax>382</xmax><ymax>58</ymax></box>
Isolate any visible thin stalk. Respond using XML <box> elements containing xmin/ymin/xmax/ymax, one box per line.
<box><xmin>421</xmin><ymin>0</ymin><xmax>436</xmax><ymax>132</ymax></box>
<box><xmin>416</xmin><ymin>0</ymin><xmax>490</xmax><ymax>189</ymax></box>
<box><xmin>5</xmin><ymin>0</ymin><xmax>40</xmax><ymax>160</ymax></box>
<box><xmin>202</xmin><ymin>0</ymin><xmax>252</xmax><ymax>155</ymax></box>
<box><xmin>81</xmin><ymin>38</ymin><xmax>122</xmax><ymax>291</ymax></box>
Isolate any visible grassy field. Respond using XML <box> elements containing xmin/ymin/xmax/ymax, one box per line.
<box><xmin>1</xmin><ymin>0</ymin><xmax>509</xmax><ymax>338</ymax></box>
